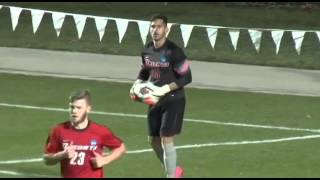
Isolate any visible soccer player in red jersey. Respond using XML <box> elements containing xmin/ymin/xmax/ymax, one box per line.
<box><xmin>43</xmin><ymin>90</ymin><xmax>126</xmax><ymax>178</ymax></box>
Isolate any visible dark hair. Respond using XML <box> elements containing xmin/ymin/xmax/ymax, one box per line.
<box><xmin>69</xmin><ymin>90</ymin><xmax>91</xmax><ymax>105</ymax></box>
<box><xmin>150</xmin><ymin>14</ymin><xmax>168</xmax><ymax>26</ymax></box>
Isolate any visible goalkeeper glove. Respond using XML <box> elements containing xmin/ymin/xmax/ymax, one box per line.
<box><xmin>143</xmin><ymin>95</ymin><xmax>159</xmax><ymax>106</ymax></box>
<box><xmin>151</xmin><ymin>84</ymin><xmax>171</xmax><ymax>97</ymax></box>
<box><xmin>130</xmin><ymin>79</ymin><xmax>143</xmax><ymax>101</ymax></box>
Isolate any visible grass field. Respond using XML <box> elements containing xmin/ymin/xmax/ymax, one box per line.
<box><xmin>0</xmin><ymin>2</ymin><xmax>320</xmax><ymax>69</ymax></box>
<box><xmin>0</xmin><ymin>73</ymin><xmax>320</xmax><ymax>177</ymax></box>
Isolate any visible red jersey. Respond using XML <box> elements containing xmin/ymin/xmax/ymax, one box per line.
<box><xmin>44</xmin><ymin>120</ymin><xmax>123</xmax><ymax>178</ymax></box>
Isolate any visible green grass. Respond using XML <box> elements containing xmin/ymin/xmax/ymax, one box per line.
<box><xmin>0</xmin><ymin>73</ymin><xmax>320</xmax><ymax>177</ymax></box>
<box><xmin>0</xmin><ymin>2</ymin><xmax>319</xmax><ymax>69</ymax></box>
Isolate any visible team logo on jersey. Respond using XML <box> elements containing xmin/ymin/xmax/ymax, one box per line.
<box><xmin>160</xmin><ymin>55</ymin><xmax>167</xmax><ymax>63</ymax></box>
<box><xmin>89</xmin><ymin>139</ymin><xmax>98</xmax><ymax>151</ymax></box>
<box><xmin>90</xmin><ymin>139</ymin><xmax>97</xmax><ymax>146</ymax></box>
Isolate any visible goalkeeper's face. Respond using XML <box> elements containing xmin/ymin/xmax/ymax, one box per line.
<box><xmin>69</xmin><ymin>99</ymin><xmax>91</xmax><ymax>125</ymax></box>
<box><xmin>150</xmin><ymin>19</ymin><xmax>167</xmax><ymax>41</ymax></box>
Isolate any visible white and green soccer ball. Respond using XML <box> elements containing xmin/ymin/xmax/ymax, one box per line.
<box><xmin>132</xmin><ymin>81</ymin><xmax>159</xmax><ymax>105</ymax></box>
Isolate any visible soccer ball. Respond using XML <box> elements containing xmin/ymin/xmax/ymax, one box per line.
<box><xmin>133</xmin><ymin>81</ymin><xmax>154</xmax><ymax>97</ymax></box>
<box><xmin>131</xmin><ymin>81</ymin><xmax>159</xmax><ymax>105</ymax></box>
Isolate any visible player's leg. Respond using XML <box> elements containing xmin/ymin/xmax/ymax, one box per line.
<box><xmin>147</xmin><ymin>105</ymin><xmax>164</xmax><ymax>165</ymax></box>
<box><xmin>161</xmin><ymin>136</ymin><xmax>176</xmax><ymax>178</ymax></box>
<box><xmin>160</xmin><ymin>98</ymin><xmax>186</xmax><ymax>178</ymax></box>
<box><xmin>148</xmin><ymin>136</ymin><xmax>164</xmax><ymax>165</ymax></box>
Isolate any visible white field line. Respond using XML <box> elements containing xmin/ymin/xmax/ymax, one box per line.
<box><xmin>0</xmin><ymin>169</ymin><xmax>57</xmax><ymax>177</ymax></box>
<box><xmin>1</xmin><ymin>134</ymin><xmax>320</xmax><ymax>165</ymax></box>
<box><xmin>1</xmin><ymin>102</ymin><xmax>320</xmax><ymax>133</ymax></box>
<box><xmin>1</xmin><ymin>69</ymin><xmax>319</xmax><ymax>97</ymax></box>
<box><xmin>4</xmin><ymin>134</ymin><xmax>319</xmax><ymax>177</ymax></box>
<box><xmin>1</xmin><ymin>102</ymin><xmax>320</xmax><ymax>165</ymax></box>
<box><xmin>0</xmin><ymin>170</ymin><xmax>21</xmax><ymax>176</ymax></box>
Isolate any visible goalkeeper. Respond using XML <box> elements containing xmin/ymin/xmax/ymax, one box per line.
<box><xmin>129</xmin><ymin>14</ymin><xmax>192</xmax><ymax>178</ymax></box>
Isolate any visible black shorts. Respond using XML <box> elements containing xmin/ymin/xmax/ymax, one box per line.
<box><xmin>147</xmin><ymin>98</ymin><xmax>186</xmax><ymax>137</ymax></box>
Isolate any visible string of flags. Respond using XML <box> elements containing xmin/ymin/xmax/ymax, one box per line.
<box><xmin>1</xmin><ymin>4</ymin><xmax>319</xmax><ymax>55</ymax></box>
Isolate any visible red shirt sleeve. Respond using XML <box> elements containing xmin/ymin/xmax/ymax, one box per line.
<box><xmin>44</xmin><ymin>127</ymin><xmax>61</xmax><ymax>154</ymax></box>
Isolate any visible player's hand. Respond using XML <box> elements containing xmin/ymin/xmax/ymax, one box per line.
<box><xmin>130</xmin><ymin>79</ymin><xmax>143</xmax><ymax>101</ymax></box>
<box><xmin>151</xmin><ymin>84</ymin><xmax>171</xmax><ymax>97</ymax></box>
<box><xmin>91</xmin><ymin>151</ymin><xmax>105</xmax><ymax>168</ymax></box>
<box><xmin>63</xmin><ymin>142</ymin><xmax>76</xmax><ymax>159</ymax></box>
<box><xmin>129</xmin><ymin>84</ymin><xmax>135</xmax><ymax>98</ymax></box>
<box><xmin>143</xmin><ymin>94</ymin><xmax>159</xmax><ymax>106</ymax></box>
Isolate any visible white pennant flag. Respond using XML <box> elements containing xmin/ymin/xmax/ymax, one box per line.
<box><xmin>115</xmin><ymin>18</ymin><xmax>129</xmax><ymax>44</ymax></box>
<box><xmin>248</xmin><ymin>29</ymin><xmax>262</xmax><ymax>53</ymax></box>
<box><xmin>166</xmin><ymin>23</ymin><xmax>173</xmax><ymax>37</ymax></box>
<box><xmin>291</xmin><ymin>31</ymin><xmax>305</xmax><ymax>55</ymax></box>
<box><xmin>9</xmin><ymin>7</ymin><xmax>23</xmax><ymax>31</ymax></box>
<box><xmin>180</xmin><ymin>24</ymin><xmax>194</xmax><ymax>48</ymax></box>
<box><xmin>271</xmin><ymin>30</ymin><xmax>284</xmax><ymax>55</ymax></box>
<box><xmin>316</xmin><ymin>32</ymin><xmax>320</xmax><ymax>45</ymax></box>
<box><xmin>73</xmin><ymin>14</ymin><xmax>87</xmax><ymax>39</ymax></box>
<box><xmin>206</xmin><ymin>27</ymin><xmax>218</xmax><ymax>49</ymax></box>
<box><xmin>0</xmin><ymin>5</ymin><xmax>3</xmax><ymax>10</ymax></box>
<box><xmin>52</xmin><ymin>12</ymin><xmax>66</xmax><ymax>37</ymax></box>
<box><xmin>94</xmin><ymin>17</ymin><xmax>108</xmax><ymax>42</ymax></box>
<box><xmin>137</xmin><ymin>20</ymin><xmax>150</xmax><ymax>45</ymax></box>
<box><xmin>30</xmin><ymin>9</ymin><xmax>45</xmax><ymax>34</ymax></box>
<box><xmin>228</xmin><ymin>29</ymin><xmax>240</xmax><ymax>51</ymax></box>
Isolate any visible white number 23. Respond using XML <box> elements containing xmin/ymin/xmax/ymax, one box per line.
<box><xmin>70</xmin><ymin>151</ymin><xmax>85</xmax><ymax>165</ymax></box>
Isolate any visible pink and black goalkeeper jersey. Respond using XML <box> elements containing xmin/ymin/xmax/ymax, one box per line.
<box><xmin>139</xmin><ymin>40</ymin><xmax>192</xmax><ymax>103</ymax></box>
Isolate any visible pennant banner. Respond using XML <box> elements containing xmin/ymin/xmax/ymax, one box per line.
<box><xmin>228</xmin><ymin>29</ymin><xmax>240</xmax><ymax>51</ymax></box>
<box><xmin>166</xmin><ymin>23</ymin><xmax>173</xmax><ymax>37</ymax></box>
<box><xmin>9</xmin><ymin>7</ymin><xmax>23</xmax><ymax>31</ymax></box>
<box><xmin>137</xmin><ymin>20</ymin><xmax>150</xmax><ymax>45</ymax></box>
<box><xmin>115</xmin><ymin>18</ymin><xmax>129</xmax><ymax>44</ymax></box>
<box><xmin>52</xmin><ymin>12</ymin><xmax>66</xmax><ymax>37</ymax></box>
<box><xmin>30</xmin><ymin>9</ymin><xmax>45</xmax><ymax>34</ymax></box>
<box><xmin>73</xmin><ymin>14</ymin><xmax>87</xmax><ymax>39</ymax></box>
<box><xmin>94</xmin><ymin>17</ymin><xmax>108</xmax><ymax>42</ymax></box>
<box><xmin>271</xmin><ymin>30</ymin><xmax>284</xmax><ymax>55</ymax></box>
<box><xmin>180</xmin><ymin>24</ymin><xmax>194</xmax><ymax>48</ymax></box>
<box><xmin>291</xmin><ymin>31</ymin><xmax>305</xmax><ymax>55</ymax></box>
<box><xmin>1</xmin><ymin>5</ymin><xmax>319</xmax><ymax>55</ymax></box>
<box><xmin>316</xmin><ymin>32</ymin><xmax>320</xmax><ymax>43</ymax></box>
<box><xmin>248</xmin><ymin>29</ymin><xmax>262</xmax><ymax>53</ymax></box>
<box><xmin>206</xmin><ymin>27</ymin><xmax>218</xmax><ymax>49</ymax></box>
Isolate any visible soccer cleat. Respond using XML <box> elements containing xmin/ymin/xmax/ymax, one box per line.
<box><xmin>175</xmin><ymin>166</ymin><xmax>184</xmax><ymax>178</ymax></box>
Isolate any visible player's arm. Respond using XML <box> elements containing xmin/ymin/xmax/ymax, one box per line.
<box><xmin>169</xmin><ymin>47</ymin><xmax>192</xmax><ymax>90</ymax></box>
<box><xmin>44</xmin><ymin>144</ymin><xmax>76</xmax><ymax>165</ymax></box>
<box><xmin>152</xmin><ymin>48</ymin><xmax>192</xmax><ymax>97</ymax></box>
<box><xmin>91</xmin><ymin>143</ymin><xmax>126</xmax><ymax>168</ymax></box>
<box><xmin>43</xmin><ymin>151</ymin><xmax>68</xmax><ymax>165</ymax></box>
<box><xmin>151</xmin><ymin>66</ymin><xmax>191</xmax><ymax>97</ymax></box>
<box><xmin>43</xmin><ymin>137</ymin><xmax>76</xmax><ymax>165</ymax></box>
<box><xmin>164</xmin><ymin>65</ymin><xmax>192</xmax><ymax>91</ymax></box>
<box><xmin>172</xmin><ymin>59</ymin><xmax>192</xmax><ymax>88</ymax></box>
